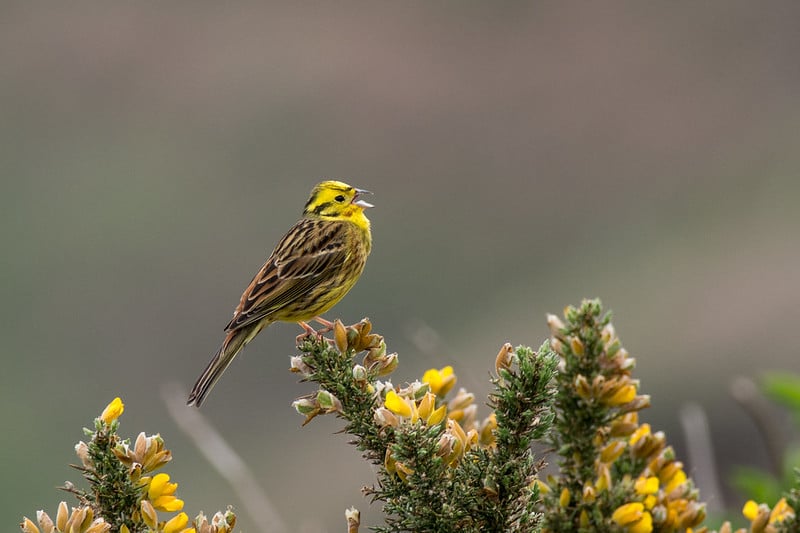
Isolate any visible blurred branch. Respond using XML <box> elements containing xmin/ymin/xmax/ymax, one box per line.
<box><xmin>730</xmin><ymin>376</ymin><xmax>788</xmax><ymax>476</ymax></box>
<box><xmin>679</xmin><ymin>402</ymin><xmax>724</xmax><ymax>513</ymax></box>
<box><xmin>161</xmin><ymin>383</ymin><xmax>289</xmax><ymax>533</ymax></box>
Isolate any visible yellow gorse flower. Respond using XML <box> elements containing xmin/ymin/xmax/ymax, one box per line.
<box><xmin>416</xmin><ymin>392</ymin><xmax>447</xmax><ymax>426</ymax></box>
<box><xmin>146</xmin><ymin>473</ymin><xmax>184</xmax><ymax>512</ymax></box>
<box><xmin>100</xmin><ymin>397</ymin><xmax>124</xmax><ymax>425</ymax></box>
<box><xmin>634</xmin><ymin>476</ymin><xmax>659</xmax><ymax>495</ymax></box>
<box><xmin>384</xmin><ymin>390</ymin><xmax>447</xmax><ymax>427</ymax></box>
<box><xmin>162</xmin><ymin>512</ymin><xmax>190</xmax><ymax>533</ymax></box>
<box><xmin>558</xmin><ymin>488</ymin><xmax>570</xmax><ymax>508</ymax></box>
<box><xmin>612</xmin><ymin>502</ymin><xmax>653</xmax><ymax>533</ymax></box>
<box><xmin>384</xmin><ymin>390</ymin><xmax>413</xmax><ymax>418</ymax></box>
<box><xmin>742</xmin><ymin>499</ymin><xmax>760</xmax><ymax>521</ymax></box>
<box><xmin>20</xmin><ymin>504</ymin><xmax>111</xmax><ymax>533</ymax></box>
<box><xmin>422</xmin><ymin>366</ymin><xmax>456</xmax><ymax>397</ymax></box>
<box><xmin>743</xmin><ymin>497</ymin><xmax>795</xmax><ymax>526</ymax></box>
<box><xmin>770</xmin><ymin>497</ymin><xmax>795</xmax><ymax>523</ymax></box>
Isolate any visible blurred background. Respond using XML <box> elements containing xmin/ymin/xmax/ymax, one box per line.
<box><xmin>3</xmin><ymin>2</ymin><xmax>799</xmax><ymax>531</ymax></box>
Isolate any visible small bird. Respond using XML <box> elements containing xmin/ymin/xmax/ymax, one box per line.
<box><xmin>187</xmin><ymin>180</ymin><xmax>374</xmax><ymax>407</ymax></box>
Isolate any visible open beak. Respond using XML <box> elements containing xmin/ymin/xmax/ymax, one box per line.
<box><xmin>352</xmin><ymin>187</ymin><xmax>374</xmax><ymax>208</ymax></box>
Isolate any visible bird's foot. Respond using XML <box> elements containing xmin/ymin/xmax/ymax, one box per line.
<box><xmin>313</xmin><ymin>317</ymin><xmax>335</xmax><ymax>331</ymax></box>
<box><xmin>296</xmin><ymin>321</ymin><xmax>318</xmax><ymax>343</ymax></box>
<box><xmin>296</xmin><ymin>318</ymin><xmax>336</xmax><ymax>344</ymax></box>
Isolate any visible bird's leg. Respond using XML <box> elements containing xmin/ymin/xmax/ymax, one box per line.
<box><xmin>313</xmin><ymin>317</ymin><xmax>334</xmax><ymax>331</ymax></box>
<box><xmin>310</xmin><ymin>317</ymin><xmax>337</xmax><ymax>347</ymax></box>
<box><xmin>296</xmin><ymin>320</ymin><xmax>318</xmax><ymax>343</ymax></box>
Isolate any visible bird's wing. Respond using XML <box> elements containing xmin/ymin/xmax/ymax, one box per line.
<box><xmin>224</xmin><ymin>218</ymin><xmax>350</xmax><ymax>331</ymax></box>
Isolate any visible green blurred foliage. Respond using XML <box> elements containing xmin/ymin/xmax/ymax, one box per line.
<box><xmin>733</xmin><ymin>373</ymin><xmax>800</xmax><ymax>506</ymax></box>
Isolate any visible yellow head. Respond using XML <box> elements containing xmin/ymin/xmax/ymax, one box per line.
<box><xmin>303</xmin><ymin>180</ymin><xmax>373</xmax><ymax>231</ymax></box>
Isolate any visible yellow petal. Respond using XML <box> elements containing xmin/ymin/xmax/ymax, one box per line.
<box><xmin>579</xmin><ymin>510</ymin><xmax>589</xmax><ymax>527</ymax></box>
<box><xmin>612</xmin><ymin>502</ymin><xmax>644</xmax><ymax>526</ymax></box>
<box><xmin>559</xmin><ymin>488</ymin><xmax>571</xmax><ymax>508</ymax></box>
<box><xmin>742</xmin><ymin>500</ymin><xmax>759</xmax><ymax>521</ymax></box>
<box><xmin>770</xmin><ymin>497</ymin><xmax>795</xmax><ymax>523</ymax></box>
<box><xmin>100</xmin><ymin>397</ymin><xmax>124</xmax><ymax>424</ymax></box>
<box><xmin>629</xmin><ymin>424</ymin><xmax>651</xmax><ymax>445</ymax></box>
<box><xmin>384</xmin><ymin>390</ymin><xmax>412</xmax><ymax>418</ymax></box>
<box><xmin>605</xmin><ymin>384</ymin><xmax>636</xmax><ymax>406</ymax></box>
<box><xmin>163</xmin><ymin>512</ymin><xmax>189</xmax><ymax>533</ymax></box>
<box><xmin>600</xmin><ymin>441</ymin><xmax>626</xmax><ymax>464</ymax></box>
<box><xmin>417</xmin><ymin>392</ymin><xmax>435</xmax><ymax>420</ymax></box>
<box><xmin>422</xmin><ymin>366</ymin><xmax>456</xmax><ymax>396</ymax></box>
<box><xmin>148</xmin><ymin>473</ymin><xmax>170</xmax><ymax>500</ymax></box>
<box><xmin>663</xmin><ymin>468</ymin><xmax>687</xmax><ymax>494</ymax></box>
<box><xmin>629</xmin><ymin>511</ymin><xmax>653</xmax><ymax>533</ymax></box>
<box><xmin>422</xmin><ymin>368</ymin><xmax>441</xmax><ymax>389</ymax></box>
<box><xmin>634</xmin><ymin>476</ymin><xmax>659</xmax><ymax>495</ymax></box>
<box><xmin>427</xmin><ymin>405</ymin><xmax>447</xmax><ymax>426</ymax></box>
<box><xmin>153</xmin><ymin>496</ymin><xmax>184</xmax><ymax>512</ymax></box>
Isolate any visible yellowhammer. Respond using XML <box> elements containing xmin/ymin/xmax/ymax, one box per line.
<box><xmin>187</xmin><ymin>180</ymin><xmax>373</xmax><ymax>407</ymax></box>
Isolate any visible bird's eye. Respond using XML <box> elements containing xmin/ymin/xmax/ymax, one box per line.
<box><xmin>335</xmin><ymin>195</ymin><xmax>346</xmax><ymax>203</ymax></box>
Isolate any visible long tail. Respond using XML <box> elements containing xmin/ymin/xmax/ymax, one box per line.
<box><xmin>187</xmin><ymin>327</ymin><xmax>257</xmax><ymax>407</ymax></box>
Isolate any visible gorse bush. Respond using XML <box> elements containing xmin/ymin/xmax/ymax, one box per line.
<box><xmin>21</xmin><ymin>299</ymin><xmax>800</xmax><ymax>532</ymax></box>
<box><xmin>20</xmin><ymin>398</ymin><xmax>235</xmax><ymax>533</ymax></box>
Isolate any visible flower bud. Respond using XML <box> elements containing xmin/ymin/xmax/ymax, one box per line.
<box><xmin>582</xmin><ymin>483</ymin><xmax>596</xmax><ymax>503</ymax></box>
<box><xmin>316</xmin><ymin>390</ymin><xmax>341</xmax><ymax>413</ymax></box>
<box><xmin>292</xmin><ymin>398</ymin><xmax>318</xmax><ymax>416</ymax></box>
<box><xmin>551</xmin><ymin>337</ymin><xmax>565</xmax><ymax>356</ymax></box>
<box><xmin>447</xmin><ymin>388</ymin><xmax>474</xmax><ymax>412</ymax></box>
<box><xmin>334</xmin><ymin>320</ymin><xmax>348</xmax><ymax>352</ymax></box>
<box><xmin>546</xmin><ymin>314</ymin><xmax>566</xmax><ymax>337</ymax></box>
<box><xmin>678</xmin><ymin>502</ymin><xmax>706</xmax><ymax>528</ymax></box>
<box><xmin>20</xmin><ymin>518</ymin><xmax>39</xmax><ymax>533</ymax></box>
<box><xmin>595</xmin><ymin>463</ymin><xmax>612</xmax><ymax>492</ymax></box>
<box><xmin>599</xmin><ymin>441</ymin><xmax>626</xmax><ymax>464</ymax></box>
<box><xmin>75</xmin><ymin>441</ymin><xmax>92</xmax><ymax>468</ymax></box>
<box><xmin>368</xmin><ymin>339</ymin><xmax>387</xmax><ymax>359</ymax></box>
<box><xmin>86</xmin><ymin>519</ymin><xmax>111</xmax><ymax>533</ymax></box>
<box><xmin>373</xmin><ymin>407</ymin><xmax>399</xmax><ymax>427</ymax></box>
<box><xmin>345</xmin><ymin>507</ymin><xmax>360</xmax><ymax>533</ymax></box>
<box><xmin>559</xmin><ymin>488</ymin><xmax>571</xmax><ymax>508</ymax></box>
<box><xmin>605</xmin><ymin>337</ymin><xmax>621</xmax><ymax>357</ymax></box>
<box><xmin>574</xmin><ymin>375</ymin><xmax>591</xmax><ymax>400</ymax></box>
<box><xmin>352</xmin><ymin>364</ymin><xmax>367</xmax><ymax>383</ymax></box>
<box><xmin>56</xmin><ymin>502</ymin><xmax>69</xmax><ymax>532</ymax></box>
<box><xmin>65</xmin><ymin>507</ymin><xmax>87</xmax><ymax>533</ymax></box>
<box><xmin>479</xmin><ymin>413</ymin><xmax>497</xmax><ymax>447</ymax></box>
<box><xmin>495</xmin><ymin>343</ymin><xmax>514</xmax><ymax>374</ymax></box>
<box><xmin>397</xmin><ymin>381</ymin><xmax>428</xmax><ymax>400</ymax></box>
<box><xmin>416</xmin><ymin>392</ymin><xmax>435</xmax><ymax>421</ymax></box>
<box><xmin>619</xmin><ymin>394</ymin><xmax>651</xmax><ymax>414</ymax></box>
<box><xmin>569</xmin><ymin>336</ymin><xmax>585</xmax><ymax>356</ymax></box>
<box><xmin>100</xmin><ymin>397</ymin><xmax>124</xmax><ymax>425</ymax></box>
<box><xmin>36</xmin><ymin>510</ymin><xmax>54</xmax><ymax>533</ymax></box>
<box><xmin>601</xmin><ymin>323</ymin><xmax>616</xmax><ymax>344</ymax></box>
<box><xmin>141</xmin><ymin>500</ymin><xmax>158</xmax><ymax>529</ymax></box>
<box><xmin>436</xmin><ymin>432</ymin><xmax>457</xmax><ymax>463</ymax></box>
<box><xmin>376</xmin><ymin>353</ymin><xmax>398</xmax><ymax>377</ymax></box>
<box><xmin>289</xmin><ymin>356</ymin><xmax>312</xmax><ymax>375</ymax></box>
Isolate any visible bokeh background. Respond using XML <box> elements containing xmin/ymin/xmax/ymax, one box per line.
<box><xmin>3</xmin><ymin>3</ymin><xmax>799</xmax><ymax>531</ymax></box>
